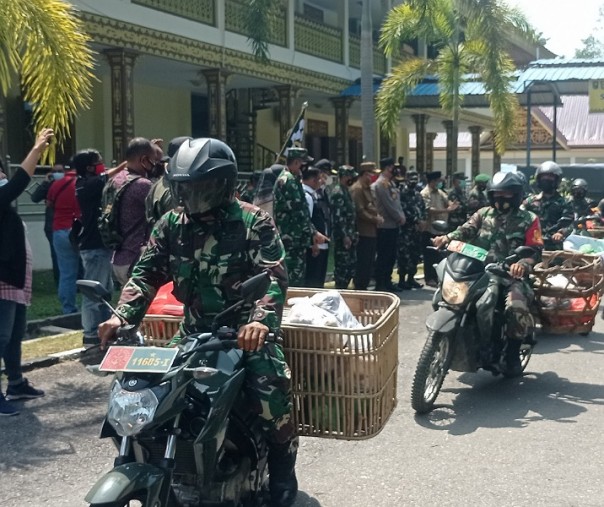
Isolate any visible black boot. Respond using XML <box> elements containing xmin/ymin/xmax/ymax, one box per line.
<box><xmin>505</xmin><ymin>340</ymin><xmax>523</xmax><ymax>377</ymax></box>
<box><xmin>407</xmin><ymin>274</ymin><xmax>423</xmax><ymax>289</ymax></box>
<box><xmin>268</xmin><ymin>440</ymin><xmax>298</xmax><ymax>507</ymax></box>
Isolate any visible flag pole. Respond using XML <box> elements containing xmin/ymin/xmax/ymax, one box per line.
<box><xmin>275</xmin><ymin>101</ymin><xmax>309</xmax><ymax>164</ymax></box>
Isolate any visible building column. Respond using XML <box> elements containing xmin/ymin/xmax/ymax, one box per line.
<box><xmin>275</xmin><ymin>85</ymin><xmax>297</xmax><ymax>146</ymax></box>
<box><xmin>412</xmin><ymin>114</ymin><xmax>429</xmax><ymax>173</ymax></box>
<box><xmin>202</xmin><ymin>68</ymin><xmax>229</xmax><ymax>141</ymax></box>
<box><xmin>442</xmin><ymin>120</ymin><xmax>454</xmax><ymax>180</ymax></box>
<box><xmin>492</xmin><ymin>131</ymin><xmax>501</xmax><ymax>172</ymax></box>
<box><xmin>104</xmin><ymin>49</ymin><xmax>138</xmax><ymax>162</ymax></box>
<box><xmin>330</xmin><ymin>96</ymin><xmax>354</xmax><ymax>165</ymax></box>
<box><xmin>426</xmin><ymin>132</ymin><xmax>437</xmax><ymax>173</ymax></box>
<box><xmin>469</xmin><ymin>125</ymin><xmax>483</xmax><ymax>178</ymax></box>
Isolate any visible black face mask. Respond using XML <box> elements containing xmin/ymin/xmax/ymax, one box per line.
<box><xmin>571</xmin><ymin>189</ymin><xmax>586</xmax><ymax>200</ymax></box>
<box><xmin>494</xmin><ymin>196</ymin><xmax>515</xmax><ymax>213</ymax></box>
<box><xmin>537</xmin><ymin>178</ymin><xmax>556</xmax><ymax>193</ymax></box>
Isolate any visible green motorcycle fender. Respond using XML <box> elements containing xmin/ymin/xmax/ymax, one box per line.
<box><xmin>85</xmin><ymin>462</ymin><xmax>166</xmax><ymax>505</ymax></box>
<box><xmin>426</xmin><ymin>307</ymin><xmax>460</xmax><ymax>334</ymax></box>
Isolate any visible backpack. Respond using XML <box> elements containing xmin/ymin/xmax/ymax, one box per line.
<box><xmin>98</xmin><ymin>174</ymin><xmax>140</xmax><ymax>250</ymax></box>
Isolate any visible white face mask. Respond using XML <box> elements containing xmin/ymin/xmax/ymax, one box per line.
<box><xmin>324</xmin><ymin>176</ymin><xmax>334</xmax><ymax>187</ymax></box>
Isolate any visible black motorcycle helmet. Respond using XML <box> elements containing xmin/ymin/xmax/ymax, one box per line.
<box><xmin>535</xmin><ymin>161</ymin><xmax>563</xmax><ymax>193</ymax></box>
<box><xmin>571</xmin><ymin>178</ymin><xmax>588</xmax><ymax>199</ymax></box>
<box><xmin>167</xmin><ymin>138</ymin><xmax>237</xmax><ymax>215</ymax></box>
<box><xmin>487</xmin><ymin>171</ymin><xmax>524</xmax><ymax>212</ymax></box>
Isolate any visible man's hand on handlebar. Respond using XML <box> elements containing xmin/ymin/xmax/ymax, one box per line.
<box><xmin>98</xmin><ymin>316</ymin><xmax>122</xmax><ymax>350</ymax></box>
<box><xmin>509</xmin><ymin>262</ymin><xmax>527</xmax><ymax>279</ymax></box>
<box><xmin>237</xmin><ymin>321</ymin><xmax>269</xmax><ymax>352</ymax></box>
<box><xmin>432</xmin><ymin>235</ymin><xmax>450</xmax><ymax>249</ymax></box>
<box><xmin>551</xmin><ymin>232</ymin><xmax>564</xmax><ymax>242</ymax></box>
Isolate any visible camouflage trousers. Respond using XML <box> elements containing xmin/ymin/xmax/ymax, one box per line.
<box><xmin>333</xmin><ymin>239</ymin><xmax>356</xmax><ymax>289</ymax></box>
<box><xmin>284</xmin><ymin>245</ymin><xmax>307</xmax><ymax>287</ymax></box>
<box><xmin>245</xmin><ymin>342</ymin><xmax>298</xmax><ymax>447</ymax></box>
<box><xmin>505</xmin><ymin>280</ymin><xmax>535</xmax><ymax>340</ymax></box>
<box><xmin>397</xmin><ymin>227</ymin><xmax>422</xmax><ymax>277</ymax></box>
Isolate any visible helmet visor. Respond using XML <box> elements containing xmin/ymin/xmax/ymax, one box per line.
<box><xmin>171</xmin><ymin>178</ymin><xmax>231</xmax><ymax>215</ymax></box>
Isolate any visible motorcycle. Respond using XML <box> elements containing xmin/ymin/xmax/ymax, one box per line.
<box><xmin>411</xmin><ymin>222</ymin><xmax>539</xmax><ymax>414</ymax></box>
<box><xmin>78</xmin><ymin>272</ymin><xmax>276</xmax><ymax>507</ymax></box>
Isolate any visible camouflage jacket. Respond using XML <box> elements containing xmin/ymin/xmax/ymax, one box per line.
<box><xmin>523</xmin><ymin>192</ymin><xmax>573</xmax><ymax>249</ymax></box>
<box><xmin>116</xmin><ymin>200</ymin><xmax>288</xmax><ymax>334</ymax></box>
<box><xmin>467</xmin><ymin>187</ymin><xmax>488</xmax><ymax>214</ymax></box>
<box><xmin>273</xmin><ymin>169</ymin><xmax>315</xmax><ymax>247</ymax></box>
<box><xmin>400</xmin><ymin>186</ymin><xmax>426</xmax><ymax>228</ymax></box>
<box><xmin>567</xmin><ymin>196</ymin><xmax>596</xmax><ymax>219</ymax></box>
<box><xmin>447</xmin><ymin>186</ymin><xmax>468</xmax><ymax>229</ymax></box>
<box><xmin>448</xmin><ymin>206</ymin><xmax>543</xmax><ymax>263</ymax></box>
<box><xmin>145</xmin><ymin>175</ymin><xmax>173</xmax><ymax>226</ymax></box>
<box><xmin>330</xmin><ymin>182</ymin><xmax>357</xmax><ymax>241</ymax></box>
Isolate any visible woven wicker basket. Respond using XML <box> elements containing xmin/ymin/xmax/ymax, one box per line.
<box><xmin>532</xmin><ymin>251</ymin><xmax>604</xmax><ymax>334</ymax></box>
<box><xmin>283</xmin><ymin>289</ymin><xmax>399</xmax><ymax>440</ymax></box>
<box><xmin>140</xmin><ymin>315</ymin><xmax>182</xmax><ymax>346</ymax></box>
<box><xmin>588</xmin><ymin>227</ymin><xmax>604</xmax><ymax>239</ymax></box>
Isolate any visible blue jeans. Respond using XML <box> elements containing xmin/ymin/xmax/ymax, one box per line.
<box><xmin>80</xmin><ymin>248</ymin><xmax>113</xmax><ymax>339</ymax></box>
<box><xmin>0</xmin><ymin>299</ymin><xmax>25</xmax><ymax>390</ymax></box>
<box><xmin>53</xmin><ymin>229</ymin><xmax>80</xmax><ymax>314</ymax></box>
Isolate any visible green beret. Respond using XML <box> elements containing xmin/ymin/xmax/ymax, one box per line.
<box><xmin>474</xmin><ymin>173</ymin><xmax>490</xmax><ymax>183</ymax></box>
<box><xmin>338</xmin><ymin>165</ymin><xmax>358</xmax><ymax>178</ymax></box>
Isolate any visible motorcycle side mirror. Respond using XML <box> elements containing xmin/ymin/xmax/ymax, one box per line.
<box><xmin>240</xmin><ymin>271</ymin><xmax>271</xmax><ymax>303</ymax></box>
<box><xmin>76</xmin><ymin>280</ymin><xmax>112</xmax><ymax>302</ymax></box>
<box><xmin>431</xmin><ymin>220</ymin><xmax>449</xmax><ymax>234</ymax></box>
<box><xmin>513</xmin><ymin>246</ymin><xmax>537</xmax><ymax>260</ymax></box>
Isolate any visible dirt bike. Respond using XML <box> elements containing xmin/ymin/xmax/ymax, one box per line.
<box><xmin>78</xmin><ymin>272</ymin><xmax>276</xmax><ymax>507</ymax></box>
<box><xmin>411</xmin><ymin>228</ymin><xmax>539</xmax><ymax>414</ymax></box>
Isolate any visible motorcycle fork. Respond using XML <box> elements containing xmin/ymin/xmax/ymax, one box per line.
<box><xmin>156</xmin><ymin>414</ymin><xmax>181</xmax><ymax>505</ymax></box>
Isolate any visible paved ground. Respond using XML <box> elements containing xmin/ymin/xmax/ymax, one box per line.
<box><xmin>2</xmin><ymin>288</ymin><xmax>604</xmax><ymax>506</ymax></box>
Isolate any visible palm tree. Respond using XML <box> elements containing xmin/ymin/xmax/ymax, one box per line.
<box><xmin>0</xmin><ymin>0</ymin><xmax>94</xmax><ymax>160</ymax></box>
<box><xmin>377</xmin><ymin>0</ymin><xmax>540</xmax><ymax>176</ymax></box>
<box><xmin>360</xmin><ymin>0</ymin><xmax>376</xmax><ymax>162</ymax></box>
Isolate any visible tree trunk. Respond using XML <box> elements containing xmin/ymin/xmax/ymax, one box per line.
<box><xmin>360</xmin><ymin>0</ymin><xmax>375</xmax><ymax>162</ymax></box>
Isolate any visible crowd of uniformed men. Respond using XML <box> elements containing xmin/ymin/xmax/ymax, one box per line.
<box><xmin>240</xmin><ymin>148</ymin><xmax>597</xmax><ymax>294</ymax></box>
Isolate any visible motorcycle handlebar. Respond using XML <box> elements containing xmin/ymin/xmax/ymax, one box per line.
<box><xmin>181</xmin><ymin>332</ymin><xmax>279</xmax><ymax>358</ymax></box>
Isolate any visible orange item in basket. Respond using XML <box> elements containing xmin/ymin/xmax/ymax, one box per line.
<box><xmin>147</xmin><ymin>282</ymin><xmax>184</xmax><ymax>316</ymax></box>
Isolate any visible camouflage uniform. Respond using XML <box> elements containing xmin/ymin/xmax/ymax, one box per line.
<box><xmin>447</xmin><ymin>185</ymin><xmax>468</xmax><ymax>230</ymax></box>
<box><xmin>273</xmin><ymin>169</ymin><xmax>315</xmax><ymax>287</ymax></box>
<box><xmin>330</xmin><ymin>182</ymin><xmax>358</xmax><ymax>289</ymax></box>
<box><xmin>448</xmin><ymin>206</ymin><xmax>544</xmax><ymax>340</ymax></box>
<box><xmin>567</xmin><ymin>196</ymin><xmax>596</xmax><ymax>219</ymax></box>
<box><xmin>115</xmin><ymin>200</ymin><xmax>296</xmax><ymax>446</ymax></box>
<box><xmin>467</xmin><ymin>186</ymin><xmax>488</xmax><ymax>215</ymax></box>
<box><xmin>397</xmin><ymin>184</ymin><xmax>426</xmax><ymax>280</ymax></box>
<box><xmin>523</xmin><ymin>192</ymin><xmax>573</xmax><ymax>250</ymax></box>
<box><xmin>145</xmin><ymin>175</ymin><xmax>173</xmax><ymax>226</ymax></box>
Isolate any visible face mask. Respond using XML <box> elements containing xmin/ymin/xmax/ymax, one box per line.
<box><xmin>437</xmin><ymin>182</ymin><xmax>444</xmax><ymax>190</ymax></box>
<box><xmin>494</xmin><ymin>196</ymin><xmax>514</xmax><ymax>213</ymax></box>
<box><xmin>460</xmin><ymin>180</ymin><xmax>467</xmax><ymax>189</ymax></box>
<box><xmin>0</xmin><ymin>178</ymin><xmax>8</xmax><ymax>188</ymax></box>
<box><xmin>537</xmin><ymin>178</ymin><xmax>556</xmax><ymax>193</ymax></box>
<box><xmin>325</xmin><ymin>176</ymin><xmax>334</xmax><ymax>187</ymax></box>
<box><xmin>94</xmin><ymin>163</ymin><xmax>105</xmax><ymax>175</ymax></box>
<box><xmin>52</xmin><ymin>172</ymin><xmax>65</xmax><ymax>180</ymax></box>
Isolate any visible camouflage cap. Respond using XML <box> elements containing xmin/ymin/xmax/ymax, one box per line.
<box><xmin>315</xmin><ymin>158</ymin><xmax>337</xmax><ymax>175</ymax></box>
<box><xmin>452</xmin><ymin>171</ymin><xmax>467</xmax><ymax>180</ymax></box>
<box><xmin>338</xmin><ymin>164</ymin><xmax>358</xmax><ymax>178</ymax></box>
<box><xmin>474</xmin><ymin>173</ymin><xmax>490</xmax><ymax>183</ymax></box>
<box><xmin>286</xmin><ymin>147</ymin><xmax>312</xmax><ymax>162</ymax></box>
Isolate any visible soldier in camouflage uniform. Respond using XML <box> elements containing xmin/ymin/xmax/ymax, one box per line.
<box><xmin>99</xmin><ymin>138</ymin><xmax>299</xmax><ymax>506</ymax></box>
<box><xmin>447</xmin><ymin>172</ymin><xmax>469</xmax><ymax>231</ymax></box>
<box><xmin>273</xmin><ymin>148</ymin><xmax>328</xmax><ymax>287</ymax></box>
<box><xmin>330</xmin><ymin>165</ymin><xmax>358</xmax><ymax>289</ymax></box>
<box><xmin>467</xmin><ymin>173</ymin><xmax>490</xmax><ymax>215</ymax></box>
<box><xmin>397</xmin><ymin>171</ymin><xmax>426</xmax><ymax>289</ymax></box>
<box><xmin>434</xmin><ymin>172</ymin><xmax>543</xmax><ymax>375</ymax></box>
<box><xmin>523</xmin><ymin>161</ymin><xmax>573</xmax><ymax>251</ymax></box>
<box><xmin>568</xmin><ymin>178</ymin><xmax>596</xmax><ymax>219</ymax></box>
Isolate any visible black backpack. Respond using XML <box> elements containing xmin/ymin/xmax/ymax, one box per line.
<box><xmin>98</xmin><ymin>174</ymin><xmax>140</xmax><ymax>250</ymax></box>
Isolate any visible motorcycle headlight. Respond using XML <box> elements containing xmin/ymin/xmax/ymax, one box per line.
<box><xmin>107</xmin><ymin>382</ymin><xmax>159</xmax><ymax>437</ymax></box>
<box><xmin>441</xmin><ymin>273</ymin><xmax>470</xmax><ymax>305</ymax></box>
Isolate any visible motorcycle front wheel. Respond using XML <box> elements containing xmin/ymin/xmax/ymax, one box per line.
<box><xmin>411</xmin><ymin>330</ymin><xmax>454</xmax><ymax>414</ymax></box>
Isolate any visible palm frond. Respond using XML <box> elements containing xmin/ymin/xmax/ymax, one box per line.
<box><xmin>1</xmin><ymin>0</ymin><xmax>95</xmax><ymax>162</ymax></box>
<box><xmin>376</xmin><ymin>58</ymin><xmax>434</xmax><ymax>137</ymax></box>
<box><xmin>245</xmin><ymin>0</ymin><xmax>279</xmax><ymax>62</ymax></box>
